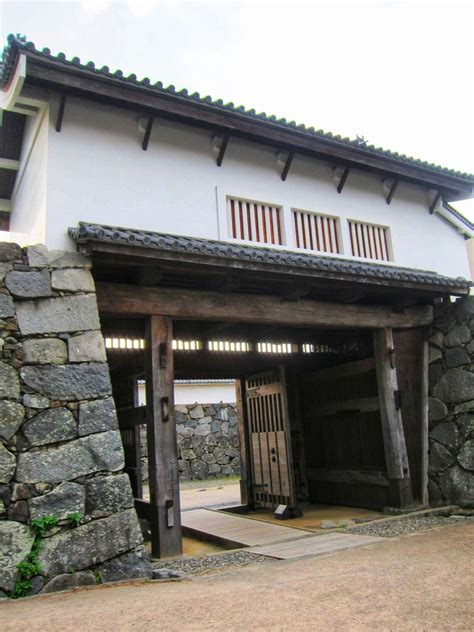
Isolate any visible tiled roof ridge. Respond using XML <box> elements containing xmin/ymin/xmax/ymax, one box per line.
<box><xmin>68</xmin><ymin>222</ymin><xmax>472</xmax><ymax>289</ymax></box>
<box><xmin>2</xmin><ymin>33</ymin><xmax>473</xmax><ymax>183</ymax></box>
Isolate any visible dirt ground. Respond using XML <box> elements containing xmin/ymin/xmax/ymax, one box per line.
<box><xmin>1</xmin><ymin>522</ymin><xmax>473</xmax><ymax>631</ymax></box>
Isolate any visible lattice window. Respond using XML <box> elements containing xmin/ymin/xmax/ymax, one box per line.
<box><xmin>292</xmin><ymin>209</ymin><xmax>342</xmax><ymax>254</ymax></box>
<box><xmin>348</xmin><ymin>220</ymin><xmax>392</xmax><ymax>261</ymax></box>
<box><xmin>208</xmin><ymin>340</ymin><xmax>250</xmax><ymax>352</ymax></box>
<box><xmin>257</xmin><ymin>342</ymin><xmax>295</xmax><ymax>354</ymax></box>
<box><xmin>227</xmin><ymin>196</ymin><xmax>284</xmax><ymax>245</ymax></box>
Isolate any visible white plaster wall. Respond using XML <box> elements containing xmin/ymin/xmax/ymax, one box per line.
<box><xmin>43</xmin><ymin>95</ymin><xmax>470</xmax><ymax>279</ymax></box>
<box><xmin>9</xmin><ymin>108</ymin><xmax>48</xmax><ymax>245</ymax></box>
<box><xmin>138</xmin><ymin>382</ymin><xmax>236</xmax><ymax>406</ymax></box>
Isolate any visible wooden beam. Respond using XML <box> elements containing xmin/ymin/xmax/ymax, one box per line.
<box><xmin>386</xmin><ymin>179</ymin><xmax>399</xmax><ymax>205</ymax></box>
<box><xmin>96</xmin><ymin>283</ymin><xmax>433</xmax><ymax>330</ymax></box>
<box><xmin>373</xmin><ymin>328</ymin><xmax>413</xmax><ymax>508</ymax></box>
<box><xmin>281</xmin><ymin>150</ymin><xmax>295</xmax><ymax>181</ymax></box>
<box><xmin>307</xmin><ymin>468</ymin><xmax>389</xmax><ymax>487</ymax></box>
<box><xmin>145</xmin><ymin>315</ymin><xmax>182</xmax><ymax>558</ymax></box>
<box><xmin>142</xmin><ymin>116</ymin><xmax>153</xmax><ymax>150</ymax></box>
<box><xmin>216</xmin><ymin>134</ymin><xmax>229</xmax><ymax>167</ymax></box>
<box><xmin>429</xmin><ymin>191</ymin><xmax>442</xmax><ymax>214</ymax></box>
<box><xmin>0</xmin><ymin>199</ymin><xmax>11</xmax><ymax>213</ymax></box>
<box><xmin>337</xmin><ymin>166</ymin><xmax>350</xmax><ymax>193</ymax></box>
<box><xmin>25</xmin><ymin>57</ymin><xmax>471</xmax><ymax>198</ymax></box>
<box><xmin>117</xmin><ymin>405</ymin><xmax>147</xmax><ymax>429</ymax></box>
<box><xmin>55</xmin><ymin>94</ymin><xmax>66</xmax><ymax>132</ymax></box>
<box><xmin>420</xmin><ymin>336</ymin><xmax>429</xmax><ymax>506</ymax></box>
<box><xmin>0</xmin><ymin>158</ymin><xmax>20</xmax><ymax>170</ymax></box>
<box><xmin>236</xmin><ymin>379</ymin><xmax>253</xmax><ymax>507</ymax></box>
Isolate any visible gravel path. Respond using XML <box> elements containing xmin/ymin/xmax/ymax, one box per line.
<box><xmin>347</xmin><ymin>514</ymin><xmax>474</xmax><ymax>538</ymax></box>
<box><xmin>153</xmin><ymin>550</ymin><xmax>270</xmax><ymax>577</ymax></box>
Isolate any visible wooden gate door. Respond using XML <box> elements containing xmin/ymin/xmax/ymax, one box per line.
<box><xmin>245</xmin><ymin>367</ymin><xmax>296</xmax><ymax>509</ymax></box>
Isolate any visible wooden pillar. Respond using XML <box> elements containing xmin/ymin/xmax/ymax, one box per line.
<box><xmin>420</xmin><ymin>337</ymin><xmax>429</xmax><ymax>507</ymax></box>
<box><xmin>145</xmin><ymin>315</ymin><xmax>182</xmax><ymax>558</ymax></box>
<box><xmin>374</xmin><ymin>328</ymin><xmax>413</xmax><ymax>509</ymax></box>
<box><xmin>236</xmin><ymin>378</ymin><xmax>254</xmax><ymax>508</ymax></box>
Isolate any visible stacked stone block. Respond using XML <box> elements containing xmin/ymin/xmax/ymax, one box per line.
<box><xmin>141</xmin><ymin>402</ymin><xmax>240</xmax><ymax>481</ymax></box>
<box><xmin>428</xmin><ymin>297</ymin><xmax>474</xmax><ymax>506</ymax></box>
<box><xmin>0</xmin><ymin>243</ymin><xmax>150</xmax><ymax>598</ymax></box>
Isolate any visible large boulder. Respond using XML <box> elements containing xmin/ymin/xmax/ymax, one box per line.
<box><xmin>0</xmin><ymin>401</ymin><xmax>24</xmax><ymax>441</ymax></box>
<box><xmin>78</xmin><ymin>397</ymin><xmax>117</xmax><ymax>436</ymax></box>
<box><xmin>0</xmin><ymin>443</ymin><xmax>16</xmax><ymax>483</ymax></box>
<box><xmin>433</xmin><ymin>369</ymin><xmax>474</xmax><ymax>404</ymax></box>
<box><xmin>430</xmin><ymin>422</ymin><xmax>459</xmax><ymax>449</ymax></box>
<box><xmin>22</xmin><ymin>407</ymin><xmax>77</xmax><ymax>446</ymax></box>
<box><xmin>0</xmin><ymin>521</ymin><xmax>35</xmax><ymax>592</ymax></box>
<box><xmin>0</xmin><ymin>362</ymin><xmax>19</xmax><ymax>399</ymax></box>
<box><xmin>94</xmin><ymin>546</ymin><xmax>152</xmax><ymax>583</ymax></box>
<box><xmin>16</xmin><ymin>295</ymin><xmax>100</xmax><ymax>335</ymax></box>
<box><xmin>85</xmin><ymin>473</ymin><xmax>134</xmax><ymax>517</ymax></box>
<box><xmin>38</xmin><ymin>508</ymin><xmax>143</xmax><ymax>576</ymax></box>
<box><xmin>22</xmin><ymin>338</ymin><xmax>67</xmax><ymax>365</ymax></box>
<box><xmin>68</xmin><ymin>331</ymin><xmax>107</xmax><ymax>363</ymax></box>
<box><xmin>16</xmin><ymin>430</ymin><xmax>124</xmax><ymax>483</ymax></box>
<box><xmin>51</xmin><ymin>269</ymin><xmax>95</xmax><ymax>293</ymax></box>
<box><xmin>438</xmin><ymin>465</ymin><xmax>474</xmax><ymax>506</ymax></box>
<box><xmin>20</xmin><ymin>364</ymin><xmax>111</xmax><ymax>400</ymax></box>
<box><xmin>41</xmin><ymin>571</ymin><xmax>96</xmax><ymax>594</ymax></box>
<box><xmin>458</xmin><ymin>439</ymin><xmax>474</xmax><ymax>471</ymax></box>
<box><xmin>5</xmin><ymin>269</ymin><xmax>51</xmax><ymax>299</ymax></box>
<box><xmin>428</xmin><ymin>441</ymin><xmax>455</xmax><ymax>473</ymax></box>
<box><xmin>0</xmin><ymin>293</ymin><xmax>14</xmax><ymax>318</ymax></box>
<box><xmin>29</xmin><ymin>482</ymin><xmax>85</xmax><ymax>521</ymax></box>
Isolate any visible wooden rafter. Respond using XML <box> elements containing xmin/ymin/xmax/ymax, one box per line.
<box><xmin>55</xmin><ymin>94</ymin><xmax>66</xmax><ymax>132</ymax></box>
<box><xmin>216</xmin><ymin>134</ymin><xmax>229</xmax><ymax>167</ymax></box>
<box><xmin>281</xmin><ymin>150</ymin><xmax>295</xmax><ymax>181</ymax></box>
<box><xmin>142</xmin><ymin>116</ymin><xmax>154</xmax><ymax>151</ymax></box>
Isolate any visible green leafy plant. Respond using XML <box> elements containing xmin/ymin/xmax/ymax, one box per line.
<box><xmin>31</xmin><ymin>514</ymin><xmax>59</xmax><ymax>535</ymax></box>
<box><xmin>11</xmin><ymin>579</ymin><xmax>33</xmax><ymax>599</ymax></box>
<box><xmin>67</xmin><ymin>512</ymin><xmax>82</xmax><ymax>527</ymax></box>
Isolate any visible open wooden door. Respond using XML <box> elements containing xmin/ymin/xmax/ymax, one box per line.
<box><xmin>245</xmin><ymin>367</ymin><xmax>296</xmax><ymax>509</ymax></box>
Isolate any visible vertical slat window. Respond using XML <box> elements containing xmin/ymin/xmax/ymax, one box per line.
<box><xmin>227</xmin><ymin>197</ymin><xmax>284</xmax><ymax>245</ymax></box>
<box><xmin>348</xmin><ymin>220</ymin><xmax>392</xmax><ymax>261</ymax></box>
<box><xmin>292</xmin><ymin>209</ymin><xmax>342</xmax><ymax>254</ymax></box>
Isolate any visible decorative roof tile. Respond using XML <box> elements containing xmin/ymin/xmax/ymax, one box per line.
<box><xmin>2</xmin><ymin>33</ymin><xmax>473</xmax><ymax>183</ymax></box>
<box><xmin>69</xmin><ymin>222</ymin><xmax>472</xmax><ymax>290</ymax></box>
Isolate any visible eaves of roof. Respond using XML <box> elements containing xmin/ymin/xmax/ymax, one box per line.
<box><xmin>69</xmin><ymin>222</ymin><xmax>472</xmax><ymax>293</ymax></box>
<box><xmin>2</xmin><ymin>34</ymin><xmax>473</xmax><ymax>200</ymax></box>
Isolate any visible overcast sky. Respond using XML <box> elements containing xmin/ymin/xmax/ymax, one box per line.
<box><xmin>1</xmin><ymin>0</ymin><xmax>473</xmax><ymax>217</ymax></box>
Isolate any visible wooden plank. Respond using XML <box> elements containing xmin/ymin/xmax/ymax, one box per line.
<box><xmin>307</xmin><ymin>468</ymin><xmax>389</xmax><ymax>487</ymax></box>
<box><xmin>145</xmin><ymin>315</ymin><xmax>182</xmax><ymax>558</ymax></box>
<box><xmin>25</xmin><ymin>57</ymin><xmax>472</xmax><ymax>197</ymax></box>
<box><xmin>386</xmin><ymin>179</ymin><xmax>399</xmax><ymax>205</ymax></box>
<box><xmin>316</xmin><ymin>396</ymin><xmax>380</xmax><ymax>416</ymax></box>
<box><xmin>305</xmin><ymin>357</ymin><xmax>376</xmax><ymax>382</ymax></box>
<box><xmin>337</xmin><ymin>166</ymin><xmax>350</xmax><ymax>193</ymax></box>
<box><xmin>374</xmin><ymin>328</ymin><xmax>413</xmax><ymax>508</ymax></box>
<box><xmin>96</xmin><ymin>282</ymin><xmax>433</xmax><ymax>329</ymax></box>
<box><xmin>216</xmin><ymin>134</ymin><xmax>229</xmax><ymax>166</ymax></box>
<box><xmin>420</xmin><ymin>336</ymin><xmax>429</xmax><ymax>506</ymax></box>
<box><xmin>181</xmin><ymin>508</ymin><xmax>312</xmax><ymax>547</ymax></box>
<box><xmin>117</xmin><ymin>405</ymin><xmax>147</xmax><ymax>429</ymax></box>
<box><xmin>248</xmin><ymin>532</ymin><xmax>382</xmax><ymax>560</ymax></box>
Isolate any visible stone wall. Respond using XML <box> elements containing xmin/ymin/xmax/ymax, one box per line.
<box><xmin>0</xmin><ymin>243</ymin><xmax>150</xmax><ymax>598</ymax></box>
<box><xmin>141</xmin><ymin>403</ymin><xmax>240</xmax><ymax>481</ymax></box>
<box><xmin>428</xmin><ymin>297</ymin><xmax>474</xmax><ymax>507</ymax></box>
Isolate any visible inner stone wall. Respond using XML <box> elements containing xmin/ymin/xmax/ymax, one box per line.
<box><xmin>141</xmin><ymin>403</ymin><xmax>240</xmax><ymax>481</ymax></box>
<box><xmin>428</xmin><ymin>297</ymin><xmax>474</xmax><ymax>507</ymax></box>
<box><xmin>0</xmin><ymin>242</ymin><xmax>150</xmax><ymax>598</ymax></box>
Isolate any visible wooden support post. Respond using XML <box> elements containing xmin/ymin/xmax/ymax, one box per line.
<box><xmin>216</xmin><ymin>134</ymin><xmax>229</xmax><ymax>167</ymax></box>
<box><xmin>281</xmin><ymin>150</ymin><xmax>295</xmax><ymax>181</ymax></box>
<box><xmin>374</xmin><ymin>328</ymin><xmax>413</xmax><ymax>509</ymax></box>
<box><xmin>55</xmin><ymin>95</ymin><xmax>66</xmax><ymax>132</ymax></box>
<box><xmin>420</xmin><ymin>336</ymin><xmax>429</xmax><ymax>506</ymax></box>
<box><xmin>386</xmin><ymin>179</ymin><xmax>399</xmax><ymax>205</ymax></box>
<box><xmin>429</xmin><ymin>191</ymin><xmax>442</xmax><ymax>214</ymax></box>
<box><xmin>235</xmin><ymin>379</ymin><xmax>254</xmax><ymax>508</ymax></box>
<box><xmin>142</xmin><ymin>116</ymin><xmax>154</xmax><ymax>151</ymax></box>
<box><xmin>337</xmin><ymin>166</ymin><xmax>350</xmax><ymax>193</ymax></box>
<box><xmin>145</xmin><ymin>315</ymin><xmax>182</xmax><ymax>558</ymax></box>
